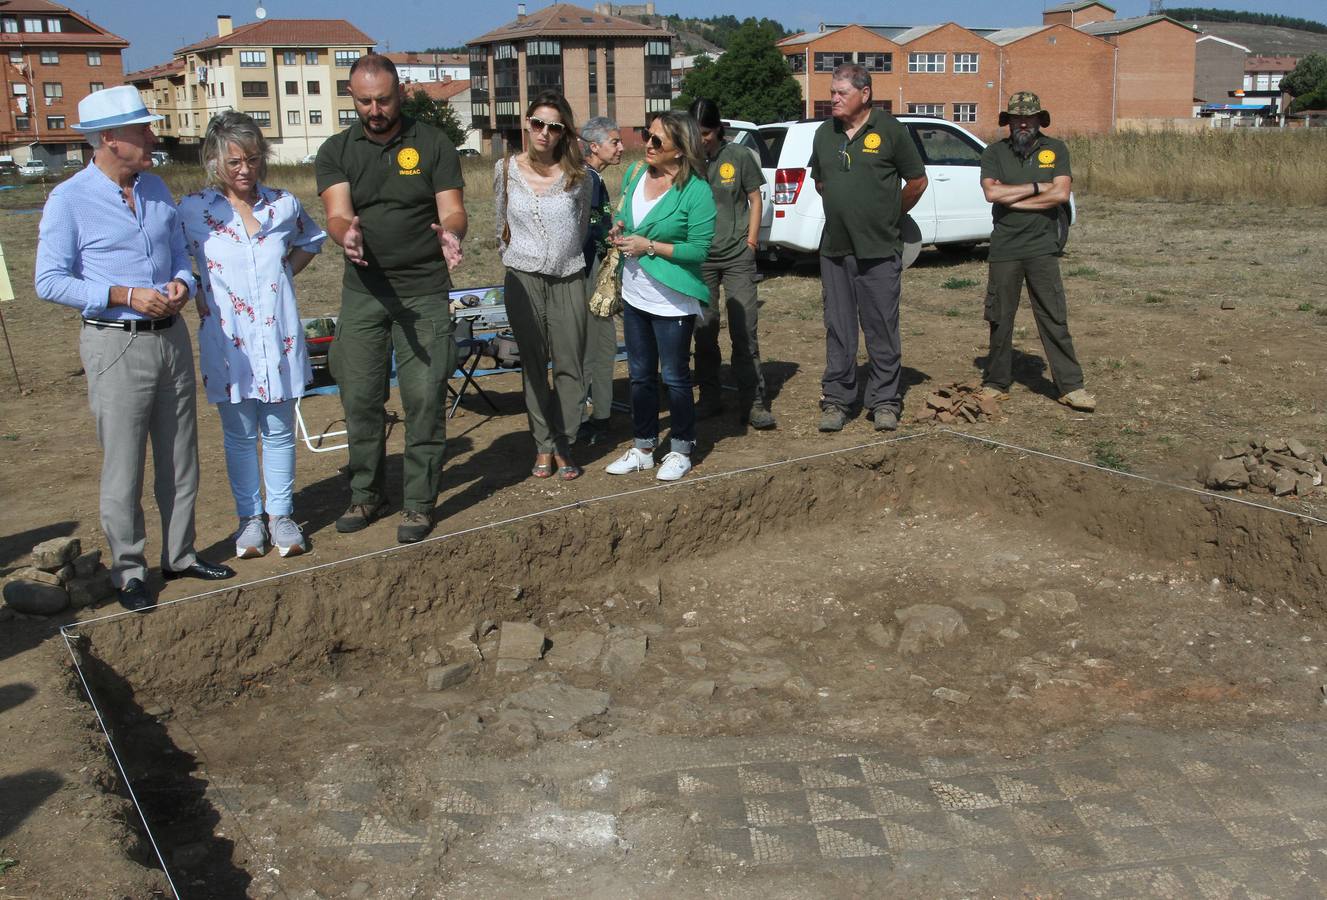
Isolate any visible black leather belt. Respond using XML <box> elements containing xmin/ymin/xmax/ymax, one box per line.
<box><xmin>82</xmin><ymin>315</ymin><xmax>177</xmax><ymax>332</ymax></box>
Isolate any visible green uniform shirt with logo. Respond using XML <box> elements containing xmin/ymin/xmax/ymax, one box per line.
<box><xmin>808</xmin><ymin>108</ymin><xmax>926</xmax><ymax>260</ymax></box>
<box><xmin>705</xmin><ymin>141</ymin><xmax>763</xmax><ymax>262</ymax></box>
<box><xmin>316</xmin><ymin>116</ymin><xmax>464</xmax><ymax>297</ymax></box>
<box><xmin>980</xmin><ymin>135</ymin><xmax>1071</xmax><ymax>262</ymax></box>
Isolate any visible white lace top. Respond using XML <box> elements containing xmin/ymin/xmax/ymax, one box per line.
<box><xmin>494</xmin><ymin>156</ymin><xmax>592</xmax><ymax>278</ymax></box>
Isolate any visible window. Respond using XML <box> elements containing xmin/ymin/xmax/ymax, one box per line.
<box><xmin>285</xmin><ymin>81</ymin><xmax>298</xmax><ymax>95</ymax></box>
<box><xmin>1270</xmin><ymin>74</ymin><xmax>1284</xmax><ymax>91</ymax></box>
<box><xmin>241</xmin><ymin>81</ymin><xmax>269</xmax><ymax>98</ymax></box>
<box><xmin>307</xmin><ymin>80</ymin><xmax>320</xmax><ymax>94</ymax></box>
<box><xmin>287</xmin><ymin>110</ymin><xmax>301</xmax><ymax>125</ymax></box>
<box><xmin>11</xmin><ymin>83</ymin><xmax>25</xmax><ymax>95</ymax></box>
<box><xmin>526</xmin><ymin>39</ymin><xmax>561</xmax><ymax>56</ymax></box>
<box><xmin>645</xmin><ymin>40</ymin><xmax>671</xmax><ymax>106</ymax></box>
<box><xmin>190</xmin><ymin>85</ymin><xmax>197</xmax><ymax>100</ymax></box>
<box><xmin>165</xmin><ymin>115</ymin><xmax>173</xmax><ymax>129</ymax></box>
<box><xmin>1255</xmin><ymin>73</ymin><xmax>1270</xmax><ymax>91</ymax></box>
<box><xmin>283</xmin><ymin>51</ymin><xmax>297</xmax><ymax>66</ymax></box>
<box><xmin>813</xmin><ymin>100</ymin><xmax>833</xmax><ymax>119</ymax></box>
<box><xmin>45</xmin><ymin>17</ymin><xmax>60</xmax><ymax>32</ymax></box>
<box><xmin>587</xmin><ymin>42</ymin><xmax>597</xmax><ymax>115</ymax></box>
<box><xmin>14</xmin><ymin>115</ymin><xmax>29</xmax><ymax>130</ymax></box>
<box><xmin>305</xmin><ymin>50</ymin><xmax>318</xmax><ymax>65</ymax></box>
<box><xmin>23</xmin><ymin>17</ymin><xmax>41</xmax><ymax>32</ymax></box>
<box><xmin>221</xmin><ymin>82</ymin><xmax>226</xmax><ymax>97</ymax></box>
<box><xmin>494</xmin><ymin>43</ymin><xmax>516</xmax><ymax>60</ymax></box>
<box><xmin>814</xmin><ymin>51</ymin><xmax>852</xmax><ymax>73</ymax></box>
<box><xmin>645</xmin><ymin>39</ymin><xmax>670</xmax><ymax>57</ymax></box>
<box><xmin>89</xmin><ymin>81</ymin><xmax>103</xmax><ymax>93</ymax></box>
<box><xmin>87</xmin><ymin>50</ymin><xmax>101</xmax><ymax>66</ymax></box>
<box><xmin>40</xmin><ymin>50</ymin><xmax>58</xmax><ymax>65</ymax></box>
<box><xmin>911</xmin><ymin>124</ymin><xmax>982</xmax><ymax>166</ymax></box>
<box><xmin>907</xmin><ymin>103</ymin><xmax>944</xmax><ymax>116</ymax></box>
<box><xmin>2</xmin><ymin>20</ymin><xmax>17</xmax><ymax>34</ymax></box>
<box><xmin>240</xmin><ymin>50</ymin><xmax>266</xmax><ymax>68</ymax></box>
<box><xmin>309</xmin><ymin>109</ymin><xmax>322</xmax><ymax>124</ymax></box>
<box><xmin>47</xmin><ymin>115</ymin><xmax>65</xmax><ymax>129</ymax></box>
<box><xmin>526</xmin><ymin>39</ymin><xmax>562</xmax><ymax>91</ymax></box>
<box><xmin>908</xmin><ymin>52</ymin><xmax>945</xmax><ymax>73</ymax></box>
<box><xmin>952</xmin><ymin>103</ymin><xmax>976</xmax><ymax>123</ymax></box>
<box><xmin>954</xmin><ymin>53</ymin><xmax>978</xmax><ymax>74</ymax></box>
<box><xmin>787</xmin><ymin>53</ymin><xmax>805</xmax><ymax>73</ymax></box>
<box><xmin>336</xmin><ymin>80</ymin><xmax>350</xmax><ymax>96</ymax></box>
<box><xmin>334</xmin><ymin>50</ymin><xmax>360</xmax><ymax>67</ymax></box>
<box><xmin>43</xmin><ymin>82</ymin><xmax>63</xmax><ymax>102</ymax></box>
<box><xmin>250</xmin><ymin>110</ymin><xmax>272</xmax><ymax>128</ymax></box>
<box><xmin>605</xmin><ymin>45</ymin><xmax>614</xmax><ymax>96</ymax></box>
<box><xmin>338</xmin><ymin>109</ymin><xmax>356</xmax><ymax>126</ymax></box>
<box><xmin>859</xmin><ymin>52</ymin><xmax>892</xmax><ymax>73</ymax></box>
<box><xmin>8</xmin><ymin>50</ymin><xmax>20</xmax><ymax>63</ymax></box>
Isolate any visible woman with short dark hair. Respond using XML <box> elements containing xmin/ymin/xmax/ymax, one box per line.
<box><xmin>494</xmin><ymin>90</ymin><xmax>592</xmax><ymax>480</ymax></box>
<box><xmin>604</xmin><ymin>111</ymin><xmax>715</xmax><ymax>482</ymax></box>
<box><xmin>179</xmin><ymin>111</ymin><xmax>326</xmax><ymax>559</ymax></box>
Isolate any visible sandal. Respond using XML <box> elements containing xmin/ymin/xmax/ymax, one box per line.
<box><xmin>531</xmin><ymin>458</ymin><xmax>554</xmax><ymax>478</ymax></box>
<box><xmin>556</xmin><ymin>464</ymin><xmax>582</xmax><ymax>481</ymax></box>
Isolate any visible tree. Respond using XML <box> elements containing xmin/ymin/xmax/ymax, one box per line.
<box><xmin>1282</xmin><ymin>53</ymin><xmax>1327</xmax><ymax>112</ymax></box>
<box><xmin>675</xmin><ymin>20</ymin><xmax>802</xmax><ymax>124</ymax></box>
<box><xmin>400</xmin><ymin>88</ymin><xmax>469</xmax><ymax>148</ymax></box>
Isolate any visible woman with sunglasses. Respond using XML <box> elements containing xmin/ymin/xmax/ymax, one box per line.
<box><xmin>178</xmin><ymin>111</ymin><xmax>326</xmax><ymax>559</ymax></box>
<box><xmin>604</xmin><ymin>111</ymin><xmax>715</xmax><ymax>482</ymax></box>
<box><xmin>494</xmin><ymin>90</ymin><xmax>592</xmax><ymax>480</ymax></box>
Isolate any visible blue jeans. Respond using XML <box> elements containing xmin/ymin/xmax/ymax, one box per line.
<box><xmin>216</xmin><ymin>399</ymin><xmax>296</xmax><ymax>517</ymax></box>
<box><xmin>622</xmin><ymin>302</ymin><xmax>695</xmax><ymax>455</ymax></box>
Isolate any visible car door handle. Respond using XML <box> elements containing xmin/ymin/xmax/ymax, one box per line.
<box><xmin>933</xmin><ymin>175</ymin><xmax>952</xmax><ymax>182</ymax></box>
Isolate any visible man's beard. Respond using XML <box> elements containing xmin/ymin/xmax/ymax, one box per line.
<box><xmin>1011</xmin><ymin>125</ymin><xmax>1040</xmax><ymax>157</ymax></box>
<box><xmin>362</xmin><ymin>112</ymin><xmax>398</xmax><ymax>134</ymax></box>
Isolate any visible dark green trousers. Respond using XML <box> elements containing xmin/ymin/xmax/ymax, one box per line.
<box><xmin>695</xmin><ymin>247</ymin><xmax>766</xmax><ymax>410</ymax></box>
<box><xmin>330</xmin><ymin>286</ymin><xmax>455</xmax><ymax>513</ymax></box>
<box><xmin>983</xmin><ymin>255</ymin><xmax>1084</xmax><ymax>394</ymax></box>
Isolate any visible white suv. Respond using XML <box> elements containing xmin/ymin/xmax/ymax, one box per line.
<box><xmin>758</xmin><ymin>117</ymin><xmax>995</xmax><ymax>259</ymax></box>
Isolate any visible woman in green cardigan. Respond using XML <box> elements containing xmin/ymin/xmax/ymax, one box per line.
<box><xmin>605</xmin><ymin>111</ymin><xmax>716</xmax><ymax>482</ymax></box>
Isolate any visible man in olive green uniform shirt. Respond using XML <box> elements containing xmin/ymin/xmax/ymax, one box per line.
<box><xmin>979</xmin><ymin>92</ymin><xmax>1094</xmax><ymax>412</ymax></box>
<box><xmin>809</xmin><ymin>64</ymin><xmax>928</xmax><ymax>433</ymax></box>
<box><xmin>316</xmin><ymin>54</ymin><xmax>468</xmax><ymax>542</ymax></box>
<box><xmin>693</xmin><ymin>121</ymin><xmax>775</xmax><ymax>429</ymax></box>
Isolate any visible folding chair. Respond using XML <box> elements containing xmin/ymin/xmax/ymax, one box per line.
<box><xmin>448</xmin><ymin>317</ymin><xmax>500</xmax><ymax>418</ymax></box>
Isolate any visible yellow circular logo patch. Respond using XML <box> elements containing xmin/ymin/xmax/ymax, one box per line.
<box><xmin>863</xmin><ymin>133</ymin><xmax>882</xmax><ymax>150</ymax></box>
<box><xmin>397</xmin><ymin>147</ymin><xmax>420</xmax><ymax>170</ymax></box>
<box><xmin>719</xmin><ymin>162</ymin><xmax>735</xmax><ymax>179</ymax></box>
<box><xmin>1037</xmin><ymin>149</ymin><xmax>1056</xmax><ymax>166</ymax></box>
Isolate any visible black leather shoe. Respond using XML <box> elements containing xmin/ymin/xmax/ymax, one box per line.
<box><xmin>162</xmin><ymin>560</ymin><xmax>236</xmax><ymax>582</ymax></box>
<box><xmin>118</xmin><ymin>578</ymin><xmax>155</xmax><ymax>612</ymax></box>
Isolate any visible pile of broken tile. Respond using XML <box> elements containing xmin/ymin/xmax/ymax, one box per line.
<box><xmin>1201</xmin><ymin>437</ymin><xmax>1323</xmax><ymax>497</ymax></box>
<box><xmin>912</xmin><ymin>380</ymin><xmax>1002</xmax><ymax>425</ymax></box>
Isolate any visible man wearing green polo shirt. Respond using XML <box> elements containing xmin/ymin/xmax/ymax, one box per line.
<box><xmin>979</xmin><ymin>92</ymin><xmax>1094</xmax><ymax>413</ymax></box>
<box><xmin>810</xmin><ymin>63</ymin><xmax>928</xmax><ymax>433</ymax></box>
<box><xmin>316</xmin><ymin>54</ymin><xmax>467</xmax><ymax>543</ymax></box>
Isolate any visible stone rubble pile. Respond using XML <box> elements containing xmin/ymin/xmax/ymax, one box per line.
<box><xmin>1201</xmin><ymin>437</ymin><xmax>1323</xmax><ymax>497</ymax></box>
<box><xmin>1</xmin><ymin>537</ymin><xmax>116</xmax><ymax>617</ymax></box>
<box><xmin>912</xmin><ymin>380</ymin><xmax>1002</xmax><ymax>425</ymax></box>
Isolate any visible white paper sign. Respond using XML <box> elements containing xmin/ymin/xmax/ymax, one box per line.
<box><xmin>0</xmin><ymin>241</ymin><xmax>14</xmax><ymax>302</ymax></box>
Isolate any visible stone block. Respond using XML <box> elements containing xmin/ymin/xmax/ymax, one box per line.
<box><xmin>31</xmin><ymin>537</ymin><xmax>81</xmax><ymax>572</ymax></box>
<box><xmin>861</xmin><ymin>621</ymin><xmax>895</xmax><ymax>650</ymax></box>
<box><xmin>1249</xmin><ymin>465</ymin><xmax>1277</xmax><ymax>490</ymax></box>
<box><xmin>1287</xmin><ymin>439</ymin><xmax>1313</xmax><ymax>461</ymax></box>
<box><xmin>895</xmin><ymin>605</ymin><xmax>968</xmax><ymax>656</ymax></box>
<box><xmin>67</xmin><ymin>571</ymin><xmax>116</xmax><ymax>609</ymax></box>
<box><xmin>1296</xmin><ymin>474</ymin><xmax>1316</xmax><ymax>497</ymax></box>
<box><xmin>497</xmin><ymin>621</ymin><xmax>547</xmax><ymax>660</ymax></box>
<box><xmin>426</xmin><ymin>661</ymin><xmax>475</xmax><ymax>691</ymax></box>
<box><xmin>600</xmin><ymin>627</ymin><xmax>648</xmax><ymax>678</ymax></box>
<box><xmin>3</xmin><ymin>579</ymin><xmax>70</xmax><ymax>616</ymax></box>
<box><xmin>10</xmin><ymin>566</ymin><xmax>61</xmax><ymax>587</ymax></box>
<box><xmin>1018</xmin><ymin>589</ymin><xmax>1080</xmax><ymax>618</ymax></box>
<box><xmin>503</xmin><ymin>683</ymin><xmax>611</xmax><ymax>734</ymax></box>
<box><xmin>932</xmin><ymin>687</ymin><xmax>971</xmax><ymax>705</ymax></box>
<box><xmin>545</xmin><ymin>631</ymin><xmax>605</xmax><ymax>671</ymax></box>
<box><xmin>1273</xmin><ymin>469</ymin><xmax>1297</xmax><ymax>496</ymax></box>
<box><xmin>1203</xmin><ymin>457</ymin><xmax>1250</xmax><ymax>489</ymax></box>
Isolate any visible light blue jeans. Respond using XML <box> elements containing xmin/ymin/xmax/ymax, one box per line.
<box><xmin>216</xmin><ymin>399</ymin><xmax>296</xmax><ymax>518</ymax></box>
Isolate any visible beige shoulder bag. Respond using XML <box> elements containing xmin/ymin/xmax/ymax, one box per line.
<box><xmin>588</xmin><ymin>163</ymin><xmax>637</xmax><ymax>319</ymax></box>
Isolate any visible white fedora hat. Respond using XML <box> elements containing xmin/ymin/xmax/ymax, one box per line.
<box><xmin>72</xmin><ymin>85</ymin><xmax>163</xmax><ymax>132</ymax></box>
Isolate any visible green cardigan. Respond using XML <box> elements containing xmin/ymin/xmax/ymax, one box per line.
<box><xmin>617</xmin><ymin>163</ymin><xmax>716</xmax><ymax>303</ymax></box>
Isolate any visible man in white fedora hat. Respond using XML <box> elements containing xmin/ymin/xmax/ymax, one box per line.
<box><xmin>35</xmin><ymin>85</ymin><xmax>234</xmax><ymax>611</ymax></box>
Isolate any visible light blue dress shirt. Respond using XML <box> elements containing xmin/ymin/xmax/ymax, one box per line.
<box><xmin>34</xmin><ymin>164</ymin><xmax>195</xmax><ymax>320</ymax></box>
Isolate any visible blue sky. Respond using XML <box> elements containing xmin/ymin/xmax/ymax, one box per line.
<box><xmin>85</xmin><ymin>0</ymin><xmax>1325</xmax><ymax>71</ymax></box>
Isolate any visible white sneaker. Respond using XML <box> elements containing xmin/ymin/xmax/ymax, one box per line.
<box><xmin>606</xmin><ymin>447</ymin><xmax>655</xmax><ymax>474</ymax></box>
<box><xmin>655</xmin><ymin>451</ymin><xmax>692</xmax><ymax>482</ymax></box>
<box><xmin>269</xmin><ymin>515</ymin><xmax>306</xmax><ymax>558</ymax></box>
<box><xmin>234</xmin><ymin>515</ymin><xmax>267</xmax><ymax>559</ymax></box>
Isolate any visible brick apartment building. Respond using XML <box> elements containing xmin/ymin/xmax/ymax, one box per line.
<box><xmin>466</xmin><ymin>2</ymin><xmax>672</xmax><ymax>152</ymax></box>
<box><xmin>128</xmin><ymin>15</ymin><xmax>374</xmax><ymax>164</ymax></box>
<box><xmin>0</xmin><ymin>0</ymin><xmax>126</xmax><ymax>166</ymax></box>
<box><xmin>778</xmin><ymin>1</ymin><xmax>1198</xmax><ymax>138</ymax></box>
<box><xmin>386</xmin><ymin>51</ymin><xmax>468</xmax><ymax>84</ymax></box>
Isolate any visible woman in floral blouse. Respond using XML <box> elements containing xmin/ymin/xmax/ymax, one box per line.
<box><xmin>179</xmin><ymin>111</ymin><xmax>326</xmax><ymax>559</ymax></box>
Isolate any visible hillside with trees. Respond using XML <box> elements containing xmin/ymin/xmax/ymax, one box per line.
<box><xmin>1165</xmin><ymin>9</ymin><xmax>1326</xmax><ymax>34</ymax></box>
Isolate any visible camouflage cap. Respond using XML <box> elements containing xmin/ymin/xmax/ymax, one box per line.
<box><xmin>999</xmin><ymin>91</ymin><xmax>1052</xmax><ymax>127</ymax></box>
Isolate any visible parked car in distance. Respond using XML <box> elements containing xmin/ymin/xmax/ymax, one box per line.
<box><xmin>0</xmin><ymin>160</ymin><xmax>19</xmax><ymax>181</ymax></box>
<box><xmin>64</xmin><ymin>157</ymin><xmax>85</xmax><ymax>170</ymax></box>
<box><xmin>719</xmin><ymin>119</ymin><xmax>774</xmax><ymax>248</ymax></box>
<box><xmin>758</xmin><ymin>117</ymin><xmax>1001</xmax><ymax>260</ymax></box>
<box><xmin>18</xmin><ymin>159</ymin><xmax>49</xmax><ymax>178</ymax></box>
<box><xmin>458</xmin><ymin>147</ymin><xmax>481</xmax><ymax>158</ymax></box>
<box><xmin>298</xmin><ymin>153</ymin><xmax>318</xmax><ymax>164</ymax></box>
<box><xmin>150</xmin><ymin>151</ymin><xmax>171</xmax><ymax>167</ymax></box>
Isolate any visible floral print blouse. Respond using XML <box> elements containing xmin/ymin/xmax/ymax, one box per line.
<box><xmin>179</xmin><ymin>185</ymin><xmax>326</xmax><ymax>405</ymax></box>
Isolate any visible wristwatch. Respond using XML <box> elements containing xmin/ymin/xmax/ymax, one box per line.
<box><xmin>647</xmin><ymin>240</ymin><xmax>656</xmax><ymax>257</ymax></box>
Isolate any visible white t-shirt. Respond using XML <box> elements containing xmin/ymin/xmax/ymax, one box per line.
<box><xmin>621</xmin><ymin>175</ymin><xmax>702</xmax><ymax>319</ymax></box>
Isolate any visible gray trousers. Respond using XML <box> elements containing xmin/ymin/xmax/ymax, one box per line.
<box><xmin>80</xmin><ymin>319</ymin><xmax>199</xmax><ymax>587</ymax></box>
<box><xmin>582</xmin><ymin>255</ymin><xmax>618</xmax><ymax>423</ymax></box>
<box><xmin>504</xmin><ymin>268</ymin><xmax>588</xmax><ymax>454</ymax></box>
<box><xmin>983</xmin><ymin>255</ymin><xmax>1084</xmax><ymax>394</ymax></box>
<box><xmin>820</xmin><ymin>254</ymin><xmax>903</xmax><ymax>414</ymax></box>
<box><xmin>696</xmin><ymin>248</ymin><xmax>767</xmax><ymax>410</ymax></box>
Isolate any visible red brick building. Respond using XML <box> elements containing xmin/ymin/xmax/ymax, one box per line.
<box><xmin>779</xmin><ymin>5</ymin><xmax>1198</xmax><ymax>138</ymax></box>
<box><xmin>0</xmin><ymin>0</ymin><xmax>127</xmax><ymax>165</ymax></box>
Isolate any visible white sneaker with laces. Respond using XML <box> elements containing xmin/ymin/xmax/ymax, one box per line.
<box><xmin>655</xmin><ymin>451</ymin><xmax>692</xmax><ymax>482</ymax></box>
<box><xmin>606</xmin><ymin>447</ymin><xmax>655</xmax><ymax>474</ymax></box>
<box><xmin>234</xmin><ymin>515</ymin><xmax>267</xmax><ymax>559</ymax></box>
<box><xmin>269</xmin><ymin>515</ymin><xmax>306</xmax><ymax>558</ymax></box>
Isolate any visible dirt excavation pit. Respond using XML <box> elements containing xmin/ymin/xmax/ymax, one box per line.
<box><xmin>70</xmin><ymin>435</ymin><xmax>1327</xmax><ymax>898</ymax></box>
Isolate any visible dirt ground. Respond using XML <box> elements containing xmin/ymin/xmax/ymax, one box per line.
<box><xmin>2</xmin><ymin>186</ymin><xmax>1327</xmax><ymax>898</ymax></box>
